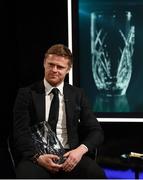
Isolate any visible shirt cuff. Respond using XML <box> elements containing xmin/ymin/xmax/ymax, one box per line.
<box><xmin>80</xmin><ymin>144</ymin><xmax>88</xmax><ymax>151</ymax></box>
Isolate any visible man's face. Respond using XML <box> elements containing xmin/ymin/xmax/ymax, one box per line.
<box><xmin>44</xmin><ymin>54</ymin><xmax>71</xmax><ymax>86</ymax></box>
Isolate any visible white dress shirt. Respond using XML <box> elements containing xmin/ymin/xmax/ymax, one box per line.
<box><xmin>44</xmin><ymin>79</ymin><xmax>69</xmax><ymax>149</ymax></box>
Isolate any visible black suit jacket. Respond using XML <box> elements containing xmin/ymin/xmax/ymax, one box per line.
<box><xmin>13</xmin><ymin>81</ymin><xmax>104</xmax><ymax>163</ymax></box>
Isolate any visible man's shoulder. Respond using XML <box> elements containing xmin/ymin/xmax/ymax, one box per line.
<box><xmin>64</xmin><ymin>83</ymin><xmax>86</xmax><ymax>98</ymax></box>
<box><xmin>64</xmin><ymin>82</ymin><xmax>82</xmax><ymax>92</ymax></box>
<box><xmin>18</xmin><ymin>80</ymin><xmax>44</xmax><ymax>92</ymax></box>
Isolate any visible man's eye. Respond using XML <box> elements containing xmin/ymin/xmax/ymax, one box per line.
<box><xmin>48</xmin><ymin>63</ymin><xmax>54</xmax><ymax>67</ymax></box>
<box><xmin>58</xmin><ymin>66</ymin><xmax>64</xmax><ymax>69</ymax></box>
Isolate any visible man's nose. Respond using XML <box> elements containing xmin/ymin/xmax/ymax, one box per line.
<box><xmin>52</xmin><ymin>65</ymin><xmax>58</xmax><ymax>71</ymax></box>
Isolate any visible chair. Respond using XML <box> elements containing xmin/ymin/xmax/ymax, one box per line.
<box><xmin>0</xmin><ymin>138</ymin><xmax>16</xmax><ymax>178</ymax></box>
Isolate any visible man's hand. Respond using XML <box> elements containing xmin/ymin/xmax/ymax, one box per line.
<box><xmin>62</xmin><ymin>145</ymin><xmax>88</xmax><ymax>172</ymax></box>
<box><xmin>37</xmin><ymin>154</ymin><xmax>62</xmax><ymax>173</ymax></box>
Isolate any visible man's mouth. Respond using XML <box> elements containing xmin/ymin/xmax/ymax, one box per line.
<box><xmin>50</xmin><ymin>75</ymin><xmax>58</xmax><ymax>78</ymax></box>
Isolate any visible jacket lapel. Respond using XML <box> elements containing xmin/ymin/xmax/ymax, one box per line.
<box><xmin>63</xmin><ymin>84</ymin><xmax>75</xmax><ymax>122</ymax></box>
<box><xmin>63</xmin><ymin>84</ymin><xmax>77</xmax><ymax>146</ymax></box>
<box><xmin>31</xmin><ymin>81</ymin><xmax>45</xmax><ymax>123</ymax></box>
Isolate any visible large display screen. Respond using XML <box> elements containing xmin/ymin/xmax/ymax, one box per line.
<box><xmin>68</xmin><ymin>0</ymin><xmax>143</xmax><ymax>119</ymax></box>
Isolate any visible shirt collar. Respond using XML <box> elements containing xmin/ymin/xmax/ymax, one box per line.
<box><xmin>44</xmin><ymin>78</ymin><xmax>64</xmax><ymax>95</ymax></box>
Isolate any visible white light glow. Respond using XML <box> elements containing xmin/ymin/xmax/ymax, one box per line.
<box><xmin>97</xmin><ymin>118</ymin><xmax>143</xmax><ymax>122</ymax></box>
<box><xmin>67</xmin><ymin>0</ymin><xmax>73</xmax><ymax>85</ymax></box>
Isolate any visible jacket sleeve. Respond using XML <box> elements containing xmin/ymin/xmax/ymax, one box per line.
<box><xmin>13</xmin><ymin>88</ymin><xmax>37</xmax><ymax>161</ymax></box>
<box><xmin>78</xmin><ymin>89</ymin><xmax>104</xmax><ymax>153</ymax></box>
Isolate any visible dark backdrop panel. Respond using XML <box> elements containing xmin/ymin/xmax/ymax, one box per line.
<box><xmin>1</xmin><ymin>0</ymin><xmax>68</xmax><ymax>178</ymax></box>
<box><xmin>16</xmin><ymin>0</ymin><xmax>68</xmax><ymax>87</ymax></box>
<box><xmin>100</xmin><ymin>122</ymin><xmax>143</xmax><ymax>156</ymax></box>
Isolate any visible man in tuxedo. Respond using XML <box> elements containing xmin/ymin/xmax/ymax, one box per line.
<box><xmin>13</xmin><ymin>44</ymin><xmax>106</xmax><ymax>178</ymax></box>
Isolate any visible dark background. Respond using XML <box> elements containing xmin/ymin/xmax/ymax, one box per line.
<box><xmin>1</xmin><ymin>0</ymin><xmax>143</xmax><ymax>178</ymax></box>
<box><xmin>1</xmin><ymin>0</ymin><xmax>68</xmax><ymax>178</ymax></box>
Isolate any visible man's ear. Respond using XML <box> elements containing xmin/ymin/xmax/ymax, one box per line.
<box><xmin>68</xmin><ymin>64</ymin><xmax>72</xmax><ymax>72</ymax></box>
<box><xmin>66</xmin><ymin>68</ymin><xmax>71</xmax><ymax>75</ymax></box>
<box><xmin>43</xmin><ymin>58</ymin><xmax>46</xmax><ymax>67</ymax></box>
